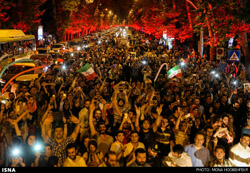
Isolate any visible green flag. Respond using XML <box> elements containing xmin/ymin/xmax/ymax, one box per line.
<box><xmin>167</xmin><ymin>65</ymin><xmax>182</xmax><ymax>79</ymax></box>
<box><xmin>77</xmin><ymin>63</ymin><xmax>97</xmax><ymax>81</ymax></box>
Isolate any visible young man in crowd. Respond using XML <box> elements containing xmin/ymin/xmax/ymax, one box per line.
<box><xmin>185</xmin><ymin>132</ymin><xmax>210</xmax><ymax>167</ymax></box>
<box><xmin>123</xmin><ymin>131</ymin><xmax>145</xmax><ymax>167</ymax></box>
<box><xmin>89</xmin><ymin>101</ymin><xmax>114</xmax><ymax>157</ymax></box>
<box><xmin>229</xmin><ymin>133</ymin><xmax>250</xmax><ymax>166</ymax></box>
<box><xmin>99</xmin><ymin>151</ymin><xmax>119</xmax><ymax>167</ymax></box>
<box><xmin>207</xmin><ymin>145</ymin><xmax>233</xmax><ymax>167</ymax></box>
<box><xmin>162</xmin><ymin>144</ymin><xmax>192</xmax><ymax>167</ymax></box>
<box><xmin>41</xmin><ymin>113</ymin><xmax>80</xmax><ymax>166</ymax></box>
<box><xmin>63</xmin><ymin>143</ymin><xmax>87</xmax><ymax>167</ymax></box>
<box><xmin>109</xmin><ymin>130</ymin><xmax>126</xmax><ymax>167</ymax></box>
<box><xmin>129</xmin><ymin>148</ymin><xmax>151</xmax><ymax>167</ymax></box>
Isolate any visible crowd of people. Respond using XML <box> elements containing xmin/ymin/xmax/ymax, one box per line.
<box><xmin>0</xmin><ymin>28</ymin><xmax>250</xmax><ymax>167</ymax></box>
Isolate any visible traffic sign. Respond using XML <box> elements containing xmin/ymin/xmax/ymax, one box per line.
<box><xmin>216</xmin><ymin>48</ymin><xmax>224</xmax><ymax>60</ymax></box>
<box><xmin>228</xmin><ymin>50</ymin><xmax>240</xmax><ymax>62</ymax></box>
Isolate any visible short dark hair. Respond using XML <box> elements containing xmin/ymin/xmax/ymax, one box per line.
<box><xmin>215</xmin><ymin>145</ymin><xmax>225</xmax><ymax>153</ymax></box>
<box><xmin>241</xmin><ymin>133</ymin><xmax>250</xmax><ymax>139</ymax></box>
<box><xmin>29</xmin><ymin>86</ymin><xmax>38</xmax><ymax>91</ymax></box>
<box><xmin>172</xmin><ymin>144</ymin><xmax>184</xmax><ymax>154</ymax></box>
<box><xmin>66</xmin><ymin>143</ymin><xmax>76</xmax><ymax>151</ymax></box>
<box><xmin>130</xmin><ymin>131</ymin><xmax>139</xmax><ymax>136</ymax></box>
<box><xmin>115</xmin><ymin>130</ymin><xmax>124</xmax><ymax>136</ymax></box>
<box><xmin>194</xmin><ymin>131</ymin><xmax>205</xmax><ymax>139</ymax></box>
<box><xmin>84</xmin><ymin>99</ymin><xmax>91</xmax><ymax>104</ymax></box>
<box><xmin>45</xmin><ymin>143</ymin><xmax>52</xmax><ymax>149</ymax></box>
<box><xmin>97</xmin><ymin>120</ymin><xmax>106</xmax><ymax>128</ymax></box>
<box><xmin>142</xmin><ymin>118</ymin><xmax>151</xmax><ymax>124</ymax></box>
<box><xmin>47</xmin><ymin>156</ymin><xmax>59</xmax><ymax>167</ymax></box>
<box><xmin>66</xmin><ymin>143</ymin><xmax>76</xmax><ymax>156</ymax></box>
<box><xmin>88</xmin><ymin>139</ymin><xmax>97</xmax><ymax>149</ymax></box>
<box><xmin>204</xmin><ymin>125</ymin><xmax>213</xmax><ymax>131</ymax></box>
<box><xmin>54</xmin><ymin>124</ymin><xmax>64</xmax><ymax>131</ymax></box>
<box><xmin>104</xmin><ymin>151</ymin><xmax>117</xmax><ymax>160</ymax></box>
<box><xmin>135</xmin><ymin>148</ymin><xmax>146</xmax><ymax>157</ymax></box>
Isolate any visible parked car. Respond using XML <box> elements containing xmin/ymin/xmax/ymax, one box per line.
<box><xmin>30</xmin><ymin>54</ymin><xmax>53</xmax><ymax>65</ymax></box>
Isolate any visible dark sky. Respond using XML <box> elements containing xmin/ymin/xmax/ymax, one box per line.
<box><xmin>99</xmin><ymin>0</ymin><xmax>134</xmax><ymax>20</ymax></box>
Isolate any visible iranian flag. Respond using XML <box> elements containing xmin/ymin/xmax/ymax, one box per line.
<box><xmin>167</xmin><ymin>65</ymin><xmax>182</xmax><ymax>79</ymax></box>
<box><xmin>77</xmin><ymin>63</ymin><xmax>97</xmax><ymax>81</ymax></box>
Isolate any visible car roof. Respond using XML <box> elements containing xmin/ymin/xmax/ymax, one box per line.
<box><xmin>37</xmin><ymin>47</ymin><xmax>50</xmax><ymax>50</ymax></box>
<box><xmin>53</xmin><ymin>43</ymin><xmax>64</xmax><ymax>45</ymax></box>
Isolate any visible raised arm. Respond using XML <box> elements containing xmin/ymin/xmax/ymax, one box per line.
<box><xmin>134</xmin><ymin>105</ymin><xmax>141</xmax><ymax>132</ymax></box>
<box><xmin>152</xmin><ymin>104</ymin><xmax>163</xmax><ymax>133</ymax></box>
<box><xmin>99</xmin><ymin>97</ymin><xmax>109</xmax><ymax>125</ymax></box>
<box><xmin>40</xmin><ymin>104</ymin><xmax>53</xmax><ymax>126</ymax></box>
<box><xmin>69</xmin><ymin>114</ymin><xmax>80</xmax><ymax>141</ymax></box>
<box><xmin>144</xmin><ymin>90</ymin><xmax>155</xmax><ymax>116</ymax></box>
<box><xmin>89</xmin><ymin>102</ymin><xmax>97</xmax><ymax>136</ymax></box>
<box><xmin>41</xmin><ymin>83</ymin><xmax>48</xmax><ymax>95</ymax></box>
<box><xmin>15</xmin><ymin>109</ymin><xmax>29</xmax><ymax>123</ymax></box>
<box><xmin>62</xmin><ymin>116</ymin><xmax>67</xmax><ymax>139</ymax></box>
<box><xmin>99</xmin><ymin>77</ymin><xmax>107</xmax><ymax>93</ymax></box>
<box><xmin>41</xmin><ymin>107</ymin><xmax>54</xmax><ymax>143</ymax></box>
<box><xmin>175</xmin><ymin>111</ymin><xmax>183</xmax><ymax>132</ymax></box>
<box><xmin>41</xmin><ymin>116</ymin><xmax>53</xmax><ymax>143</ymax></box>
<box><xmin>111</xmin><ymin>90</ymin><xmax>123</xmax><ymax>118</ymax></box>
<box><xmin>7</xmin><ymin>119</ymin><xmax>21</xmax><ymax>136</ymax></box>
<box><xmin>123</xmin><ymin>90</ymin><xmax>129</xmax><ymax>109</ymax></box>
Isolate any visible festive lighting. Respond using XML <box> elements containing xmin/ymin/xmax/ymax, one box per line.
<box><xmin>62</xmin><ymin>65</ymin><xmax>66</xmax><ymax>70</ymax></box>
<box><xmin>34</xmin><ymin>144</ymin><xmax>42</xmax><ymax>152</ymax></box>
<box><xmin>12</xmin><ymin>148</ymin><xmax>21</xmax><ymax>157</ymax></box>
<box><xmin>85</xmin><ymin>0</ymin><xmax>94</xmax><ymax>4</ymax></box>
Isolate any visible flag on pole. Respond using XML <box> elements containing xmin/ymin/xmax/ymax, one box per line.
<box><xmin>167</xmin><ymin>65</ymin><xmax>182</xmax><ymax>79</ymax></box>
<box><xmin>77</xmin><ymin>63</ymin><xmax>97</xmax><ymax>81</ymax></box>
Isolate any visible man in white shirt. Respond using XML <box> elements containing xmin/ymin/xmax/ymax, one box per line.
<box><xmin>63</xmin><ymin>143</ymin><xmax>87</xmax><ymax>167</ymax></box>
<box><xmin>229</xmin><ymin>133</ymin><xmax>250</xmax><ymax>166</ymax></box>
<box><xmin>123</xmin><ymin>131</ymin><xmax>145</xmax><ymax>167</ymax></box>
<box><xmin>163</xmin><ymin>144</ymin><xmax>192</xmax><ymax>167</ymax></box>
<box><xmin>110</xmin><ymin>130</ymin><xmax>125</xmax><ymax>166</ymax></box>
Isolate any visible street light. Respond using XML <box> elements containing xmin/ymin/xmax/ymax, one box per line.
<box><xmin>85</xmin><ymin>0</ymin><xmax>94</xmax><ymax>4</ymax></box>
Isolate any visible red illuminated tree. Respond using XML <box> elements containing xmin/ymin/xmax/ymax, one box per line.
<box><xmin>0</xmin><ymin>0</ymin><xmax>12</xmax><ymax>29</ymax></box>
<box><xmin>194</xmin><ymin>0</ymin><xmax>250</xmax><ymax>60</ymax></box>
<box><xmin>0</xmin><ymin>0</ymin><xmax>46</xmax><ymax>33</ymax></box>
<box><xmin>129</xmin><ymin>0</ymin><xmax>194</xmax><ymax>43</ymax></box>
<box><xmin>129</xmin><ymin>0</ymin><xmax>250</xmax><ymax>63</ymax></box>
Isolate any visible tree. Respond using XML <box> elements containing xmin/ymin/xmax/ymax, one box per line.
<box><xmin>237</xmin><ymin>0</ymin><xmax>250</xmax><ymax>76</ymax></box>
<box><xmin>51</xmin><ymin>0</ymin><xmax>81</xmax><ymax>42</ymax></box>
<box><xmin>129</xmin><ymin>0</ymin><xmax>194</xmax><ymax>44</ymax></box>
<box><xmin>0</xmin><ymin>0</ymin><xmax>11</xmax><ymax>29</ymax></box>
<box><xmin>2</xmin><ymin>0</ymin><xmax>46</xmax><ymax>34</ymax></box>
<box><xmin>194</xmin><ymin>0</ymin><xmax>250</xmax><ymax>61</ymax></box>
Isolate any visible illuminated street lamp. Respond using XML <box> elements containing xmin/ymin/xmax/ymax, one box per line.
<box><xmin>85</xmin><ymin>0</ymin><xmax>94</xmax><ymax>4</ymax></box>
